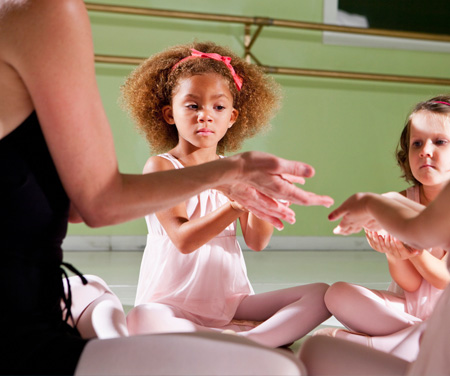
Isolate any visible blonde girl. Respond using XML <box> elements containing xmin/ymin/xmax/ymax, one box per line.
<box><xmin>315</xmin><ymin>96</ymin><xmax>450</xmax><ymax>359</ymax></box>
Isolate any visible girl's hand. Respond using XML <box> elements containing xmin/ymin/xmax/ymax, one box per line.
<box><xmin>329</xmin><ymin>193</ymin><xmax>382</xmax><ymax>235</ymax></box>
<box><xmin>365</xmin><ymin>230</ymin><xmax>421</xmax><ymax>259</ymax></box>
<box><xmin>229</xmin><ymin>200</ymin><xmax>248</xmax><ymax>213</ymax></box>
<box><xmin>365</xmin><ymin>229</ymin><xmax>390</xmax><ymax>254</ymax></box>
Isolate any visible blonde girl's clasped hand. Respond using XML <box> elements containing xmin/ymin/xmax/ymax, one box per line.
<box><xmin>123</xmin><ymin>42</ymin><xmax>331</xmax><ymax>348</ymax></box>
<box><xmin>365</xmin><ymin>230</ymin><xmax>421</xmax><ymax>260</ymax></box>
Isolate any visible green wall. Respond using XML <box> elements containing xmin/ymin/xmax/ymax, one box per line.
<box><xmin>69</xmin><ymin>0</ymin><xmax>450</xmax><ymax>237</ymax></box>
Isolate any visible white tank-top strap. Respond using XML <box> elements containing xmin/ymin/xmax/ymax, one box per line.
<box><xmin>406</xmin><ymin>185</ymin><xmax>420</xmax><ymax>203</ymax></box>
<box><xmin>158</xmin><ymin>153</ymin><xmax>184</xmax><ymax>170</ymax></box>
<box><xmin>158</xmin><ymin>153</ymin><xmax>225</xmax><ymax>169</ymax></box>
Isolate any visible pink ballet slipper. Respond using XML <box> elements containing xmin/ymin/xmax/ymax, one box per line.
<box><xmin>313</xmin><ymin>327</ymin><xmax>373</xmax><ymax>347</ymax></box>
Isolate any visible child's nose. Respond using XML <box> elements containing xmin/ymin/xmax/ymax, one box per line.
<box><xmin>198</xmin><ymin>110</ymin><xmax>213</xmax><ymax>123</ymax></box>
<box><xmin>420</xmin><ymin>143</ymin><xmax>433</xmax><ymax>157</ymax></box>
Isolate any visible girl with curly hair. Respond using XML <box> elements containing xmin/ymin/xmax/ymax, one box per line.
<box><xmin>122</xmin><ymin>41</ymin><xmax>330</xmax><ymax>348</ymax></box>
<box><xmin>314</xmin><ymin>95</ymin><xmax>450</xmax><ymax>361</ymax></box>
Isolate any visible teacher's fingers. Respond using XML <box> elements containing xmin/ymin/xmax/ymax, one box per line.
<box><xmin>280</xmin><ymin>173</ymin><xmax>305</xmax><ymax>185</ymax></box>
<box><xmin>231</xmin><ymin>185</ymin><xmax>296</xmax><ymax>227</ymax></box>
<box><xmin>284</xmin><ymin>159</ymin><xmax>316</xmax><ymax>179</ymax></box>
<box><xmin>280</xmin><ymin>183</ymin><xmax>334</xmax><ymax>208</ymax></box>
<box><xmin>328</xmin><ymin>207</ymin><xmax>347</xmax><ymax>222</ymax></box>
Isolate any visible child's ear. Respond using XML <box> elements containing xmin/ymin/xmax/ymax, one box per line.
<box><xmin>162</xmin><ymin>105</ymin><xmax>175</xmax><ymax>125</ymax></box>
<box><xmin>228</xmin><ymin>108</ymin><xmax>239</xmax><ymax>128</ymax></box>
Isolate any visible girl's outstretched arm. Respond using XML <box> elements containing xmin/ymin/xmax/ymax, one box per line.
<box><xmin>329</xmin><ymin>182</ymin><xmax>450</xmax><ymax>250</ymax></box>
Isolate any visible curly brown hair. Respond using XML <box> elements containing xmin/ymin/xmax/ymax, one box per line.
<box><xmin>396</xmin><ymin>95</ymin><xmax>450</xmax><ymax>185</ymax></box>
<box><xmin>120</xmin><ymin>41</ymin><xmax>281</xmax><ymax>155</ymax></box>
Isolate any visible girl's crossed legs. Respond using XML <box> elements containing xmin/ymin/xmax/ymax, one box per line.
<box><xmin>127</xmin><ymin>283</ymin><xmax>330</xmax><ymax>348</ymax></box>
<box><xmin>235</xmin><ymin>283</ymin><xmax>330</xmax><ymax>347</ymax></box>
<box><xmin>322</xmin><ymin>282</ymin><xmax>422</xmax><ymax>358</ymax></box>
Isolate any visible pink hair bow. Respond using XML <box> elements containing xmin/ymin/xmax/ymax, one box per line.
<box><xmin>433</xmin><ymin>101</ymin><xmax>450</xmax><ymax>106</ymax></box>
<box><xmin>171</xmin><ymin>48</ymin><xmax>243</xmax><ymax>91</ymax></box>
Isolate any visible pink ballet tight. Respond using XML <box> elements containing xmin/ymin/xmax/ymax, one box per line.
<box><xmin>326</xmin><ymin>282</ymin><xmax>420</xmax><ymax>335</ymax></box>
<box><xmin>324</xmin><ymin>281</ymin><xmax>422</xmax><ymax>359</ymax></box>
<box><xmin>127</xmin><ymin>283</ymin><xmax>330</xmax><ymax>348</ymax></box>
<box><xmin>64</xmin><ymin>275</ymin><xmax>129</xmax><ymax>339</ymax></box>
<box><xmin>299</xmin><ymin>335</ymin><xmax>410</xmax><ymax>376</ymax></box>
<box><xmin>234</xmin><ymin>283</ymin><xmax>330</xmax><ymax>347</ymax></box>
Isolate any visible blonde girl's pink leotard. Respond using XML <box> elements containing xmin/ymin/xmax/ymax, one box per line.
<box><xmin>388</xmin><ymin>185</ymin><xmax>447</xmax><ymax>320</ymax></box>
<box><xmin>134</xmin><ymin>153</ymin><xmax>254</xmax><ymax>327</ymax></box>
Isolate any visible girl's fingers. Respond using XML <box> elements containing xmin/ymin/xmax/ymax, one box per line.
<box><xmin>372</xmin><ymin>232</ymin><xmax>389</xmax><ymax>254</ymax></box>
<box><xmin>365</xmin><ymin>231</ymin><xmax>378</xmax><ymax>250</ymax></box>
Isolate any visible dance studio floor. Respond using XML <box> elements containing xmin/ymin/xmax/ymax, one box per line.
<box><xmin>64</xmin><ymin>245</ymin><xmax>391</xmax><ymax>352</ymax></box>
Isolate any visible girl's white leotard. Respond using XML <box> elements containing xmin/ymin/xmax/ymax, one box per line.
<box><xmin>388</xmin><ymin>185</ymin><xmax>447</xmax><ymax>320</ymax></box>
<box><xmin>134</xmin><ymin>153</ymin><xmax>253</xmax><ymax>327</ymax></box>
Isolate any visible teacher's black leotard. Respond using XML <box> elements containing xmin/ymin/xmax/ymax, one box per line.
<box><xmin>0</xmin><ymin>112</ymin><xmax>88</xmax><ymax>375</ymax></box>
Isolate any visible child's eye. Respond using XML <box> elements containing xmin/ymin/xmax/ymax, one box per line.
<box><xmin>436</xmin><ymin>139</ymin><xmax>448</xmax><ymax>146</ymax></box>
<box><xmin>186</xmin><ymin>104</ymin><xmax>198</xmax><ymax>109</ymax></box>
<box><xmin>215</xmin><ymin>105</ymin><xmax>226</xmax><ymax>111</ymax></box>
<box><xmin>411</xmin><ymin>141</ymin><xmax>422</xmax><ymax>148</ymax></box>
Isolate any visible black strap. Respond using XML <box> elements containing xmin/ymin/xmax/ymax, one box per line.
<box><xmin>60</xmin><ymin>262</ymin><xmax>88</xmax><ymax>324</ymax></box>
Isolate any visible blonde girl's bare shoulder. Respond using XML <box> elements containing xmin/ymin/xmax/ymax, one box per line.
<box><xmin>143</xmin><ymin>155</ymin><xmax>176</xmax><ymax>174</ymax></box>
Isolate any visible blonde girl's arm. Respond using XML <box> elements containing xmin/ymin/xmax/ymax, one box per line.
<box><xmin>146</xmin><ymin>157</ymin><xmax>249</xmax><ymax>254</ymax></box>
<box><xmin>409</xmin><ymin>251</ymin><xmax>450</xmax><ymax>290</ymax></box>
